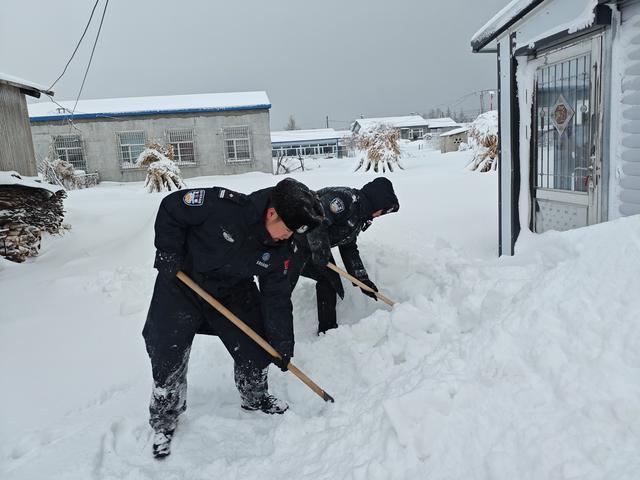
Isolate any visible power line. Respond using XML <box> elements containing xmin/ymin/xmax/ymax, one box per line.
<box><xmin>72</xmin><ymin>0</ymin><xmax>109</xmax><ymax>115</ymax></box>
<box><xmin>47</xmin><ymin>0</ymin><xmax>101</xmax><ymax>91</ymax></box>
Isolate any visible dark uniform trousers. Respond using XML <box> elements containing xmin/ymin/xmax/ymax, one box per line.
<box><xmin>143</xmin><ymin>273</ymin><xmax>271</xmax><ymax>433</ymax></box>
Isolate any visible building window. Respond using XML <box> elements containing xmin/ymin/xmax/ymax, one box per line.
<box><xmin>53</xmin><ymin>134</ymin><xmax>87</xmax><ymax>171</ymax></box>
<box><xmin>223</xmin><ymin>126</ymin><xmax>252</xmax><ymax>163</ymax></box>
<box><xmin>117</xmin><ymin>131</ymin><xmax>146</xmax><ymax>169</ymax></box>
<box><xmin>167</xmin><ymin>129</ymin><xmax>196</xmax><ymax>164</ymax></box>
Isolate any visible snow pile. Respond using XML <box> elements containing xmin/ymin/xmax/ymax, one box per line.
<box><xmin>1</xmin><ymin>146</ymin><xmax>638</xmax><ymax>479</ymax></box>
<box><xmin>466</xmin><ymin>110</ymin><xmax>499</xmax><ymax>172</ymax></box>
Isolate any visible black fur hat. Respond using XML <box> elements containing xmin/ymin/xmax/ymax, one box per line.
<box><xmin>271</xmin><ymin>178</ymin><xmax>325</xmax><ymax>234</ymax></box>
<box><xmin>360</xmin><ymin>177</ymin><xmax>400</xmax><ymax>215</ymax></box>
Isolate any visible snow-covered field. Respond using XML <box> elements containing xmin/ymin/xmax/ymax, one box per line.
<box><xmin>2</xmin><ymin>144</ymin><xmax>640</xmax><ymax>479</ymax></box>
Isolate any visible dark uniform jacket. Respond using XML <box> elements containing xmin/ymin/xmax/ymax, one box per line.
<box><xmin>153</xmin><ymin>186</ymin><xmax>294</xmax><ymax>355</ymax></box>
<box><xmin>303</xmin><ymin>186</ymin><xmax>374</xmax><ymax>281</ymax></box>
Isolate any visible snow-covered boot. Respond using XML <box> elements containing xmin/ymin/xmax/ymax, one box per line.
<box><xmin>241</xmin><ymin>394</ymin><xmax>289</xmax><ymax>415</ymax></box>
<box><xmin>152</xmin><ymin>429</ymin><xmax>174</xmax><ymax>459</ymax></box>
<box><xmin>235</xmin><ymin>364</ymin><xmax>289</xmax><ymax>414</ymax></box>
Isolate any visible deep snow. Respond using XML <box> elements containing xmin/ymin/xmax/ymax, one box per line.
<box><xmin>1</xmin><ymin>143</ymin><xmax>639</xmax><ymax>479</ymax></box>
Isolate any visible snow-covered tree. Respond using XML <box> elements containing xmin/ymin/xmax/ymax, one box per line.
<box><xmin>354</xmin><ymin>124</ymin><xmax>403</xmax><ymax>173</ymax></box>
<box><xmin>466</xmin><ymin>110</ymin><xmax>499</xmax><ymax>172</ymax></box>
<box><xmin>136</xmin><ymin>142</ymin><xmax>185</xmax><ymax>193</ymax></box>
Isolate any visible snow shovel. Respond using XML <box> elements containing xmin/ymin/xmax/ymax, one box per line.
<box><xmin>326</xmin><ymin>263</ymin><xmax>396</xmax><ymax>307</ymax></box>
<box><xmin>176</xmin><ymin>271</ymin><xmax>335</xmax><ymax>403</ymax></box>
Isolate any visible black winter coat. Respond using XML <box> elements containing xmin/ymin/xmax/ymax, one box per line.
<box><xmin>153</xmin><ymin>186</ymin><xmax>295</xmax><ymax>356</ymax></box>
<box><xmin>303</xmin><ymin>186</ymin><xmax>374</xmax><ymax>281</ymax></box>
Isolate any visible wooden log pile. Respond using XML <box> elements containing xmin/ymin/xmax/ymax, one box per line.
<box><xmin>0</xmin><ymin>185</ymin><xmax>67</xmax><ymax>263</ymax></box>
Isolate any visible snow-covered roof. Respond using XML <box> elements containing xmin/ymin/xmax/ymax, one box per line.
<box><xmin>471</xmin><ymin>0</ymin><xmax>602</xmax><ymax>52</ymax></box>
<box><xmin>0</xmin><ymin>72</ymin><xmax>54</xmax><ymax>98</ymax></box>
<box><xmin>471</xmin><ymin>0</ymin><xmax>544</xmax><ymax>52</ymax></box>
<box><xmin>425</xmin><ymin>117</ymin><xmax>461</xmax><ymax>129</ymax></box>
<box><xmin>271</xmin><ymin>128</ymin><xmax>341</xmax><ymax>144</ymax></box>
<box><xmin>28</xmin><ymin>91</ymin><xmax>271</xmax><ymax>122</ymax></box>
<box><xmin>439</xmin><ymin>126</ymin><xmax>469</xmax><ymax>137</ymax></box>
<box><xmin>0</xmin><ymin>171</ymin><xmax>63</xmax><ymax>193</ymax></box>
<box><xmin>354</xmin><ymin>115</ymin><xmax>428</xmax><ymax>132</ymax></box>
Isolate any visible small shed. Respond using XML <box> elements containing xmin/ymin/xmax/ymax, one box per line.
<box><xmin>472</xmin><ymin>0</ymin><xmax>640</xmax><ymax>256</ymax></box>
<box><xmin>0</xmin><ymin>73</ymin><xmax>53</xmax><ymax>176</ymax></box>
<box><xmin>425</xmin><ymin>117</ymin><xmax>462</xmax><ymax>136</ymax></box>
<box><xmin>440</xmin><ymin>126</ymin><xmax>469</xmax><ymax>153</ymax></box>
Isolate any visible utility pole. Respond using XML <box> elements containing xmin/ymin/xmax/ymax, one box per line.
<box><xmin>326</xmin><ymin>116</ymin><xmax>329</xmax><ymax>128</ymax></box>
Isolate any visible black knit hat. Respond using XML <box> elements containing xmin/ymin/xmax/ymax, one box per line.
<box><xmin>360</xmin><ymin>177</ymin><xmax>400</xmax><ymax>215</ymax></box>
<box><xmin>271</xmin><ymin>178</ymin><xmax>325</xmax><ymax>234</ymax></box>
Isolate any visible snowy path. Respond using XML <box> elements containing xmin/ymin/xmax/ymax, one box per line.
<box><xmin>2</xmin><ymin>148</ymin><xmax>639</xmax><ymax>479</ymax></box>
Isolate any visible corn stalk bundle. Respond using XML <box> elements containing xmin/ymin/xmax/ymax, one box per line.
<box><xmin>466</xmin><ymin>110</ymin><xmax>499</xmax><ymax>173</ymax></box>
<box><xmin>354</xmin><ymin>124</ymin><xmax>403</xmax><ymax>173</ymax></box>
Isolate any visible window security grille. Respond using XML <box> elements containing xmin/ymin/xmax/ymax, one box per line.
<box><xmin>167</xmin><ymin>129</ymin><xmax>196</xmax><ymax>164</ymax></box>
<box><xmin>53</xmin><ymin>135</ymin><xmax>87</xmax><ymax>170</ymax></box>
<box><xmin>223</xmin><ymin>126</ymin><xmax>252</xmax><ymax>163</ymax></box>
<box><xmin>117</xmin><ymin>131</ymin><xmax>146</xmax><ymax>169</ymax></box>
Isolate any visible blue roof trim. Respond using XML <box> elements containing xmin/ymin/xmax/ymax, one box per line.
<box><xmin>29</xmin><ymin>103</ymin><xmax>272</xmax><ymax>122</ymax></box>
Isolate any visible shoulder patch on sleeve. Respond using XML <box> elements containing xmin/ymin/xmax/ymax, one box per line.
<box><xmin>183</xmin><ymin>189</ymin><xmax>205</xmax><ymax>206</ymax></box>
<box><xmin>329</xmin><ymin>197</ymin><xmax>345</xmax><ymax>214</ymax></box>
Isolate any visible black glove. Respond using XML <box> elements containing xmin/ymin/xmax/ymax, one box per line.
<box><xmin>272</xmin><ymin>352</ymin><xmax>292</xmax><ymax>372</ymax></box>
<box><xmin>358</xmin><ymin>278</ymin><xmax>378</xmax><ymax>301</ymax></box>
<box><xmin>154</xmin><ymin>250</ymin><xmax>182</xmax><ymax>282</ymax></box>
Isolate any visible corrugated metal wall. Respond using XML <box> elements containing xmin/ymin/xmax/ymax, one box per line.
<box><xmin>0</xmin><ymin>83</ymin><xmax>37</xmax><ymax>176</ymax></box>
<box><xmin>619</xmin><ymin>3</ymin><xmax>640</xmax><ymax>215</ymax></box>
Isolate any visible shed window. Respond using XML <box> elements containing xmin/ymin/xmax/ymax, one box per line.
<box><xmin>53</xmin><ymin>134</ymin><xmax>86</xmax><ymax>171</ymax></box>
<box><xmin>167</xmin><ymin>129</ymin><xmax>196</xmax><ymax>164</ymax></box>
<box><xmin>223</xmin><ymin>126</ymin><xmax>252</xmax><ymax>163</ymax></box>
<box><xmin>117</xmin><ymin>131</ymin><xmax>146</xmax><ymax>168</ymax></box>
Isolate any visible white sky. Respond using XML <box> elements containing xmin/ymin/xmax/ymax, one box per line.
<box><xmin>0</xmin><ymin>0</ymin><xmax>509</xmax><ymax>129</ymax></box>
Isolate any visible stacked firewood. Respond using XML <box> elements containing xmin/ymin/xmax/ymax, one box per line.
<box><xmin>0</xmin><ymin>185</ymin><xmax>67</xmax><ymax>263</ymax></box>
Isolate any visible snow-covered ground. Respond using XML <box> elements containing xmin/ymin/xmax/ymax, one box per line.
<box><xmin>2</xmin><ymin>143</ymin><xmax>639</xmax><ymax>479</ymax></box>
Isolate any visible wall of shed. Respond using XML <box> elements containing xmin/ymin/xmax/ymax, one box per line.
<box><xmin>612</xmin><ymin>1</ymin><xmax>640</xmax><ymax>216</ymax></box>
<box><xmin>0</xmin><ymin>84</ymin><xmax>37</xmax><ymax>176</ymax></box>
<box><xmin>30</xmin><ymin>109</ymin><xmax>272</xmax><ymax>182</ymax></box>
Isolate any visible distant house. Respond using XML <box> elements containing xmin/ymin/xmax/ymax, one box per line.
<box><xmin>472</xmin><ymin>0</ymin><xmax>639</xmax><ymax>256</ymax></box>
<box><xmin>424</xmin><ymin>117</ymin><xmax>462</xmax><ymax>135</ymax></box>
<box><xmin>271</xmin><ymin>128</ymin><xmax>344</xmax><ymax>159</ymax></box>
<box><xmin>440</xmin><ymin>126</ymin><xmax>469</xmax><ymax>153</ymax></box>
<box><xmin>351</xmin><ymin>115</ymin><xmax>429</xmax><ymax>140</ymax></box>
<box><xmin>28</xmin><ymin>91</ymin><xmax>273</xmax><ymax>182</ymax></box>
<box><xmin>0</xmin><ymin>73</ymin><xmax>53</xmax><ymax>176</ymax></box>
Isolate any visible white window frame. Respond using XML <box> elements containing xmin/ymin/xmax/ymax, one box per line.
<box><xmin>223</xmin><ymin>125</ymin><xmax>252</xmax><ymax>164</ymax></box>
<box><xmin>117</xmin><ymin>131</ymin><xmax>146</xmax><ymax>169</ymax></box>
<box><xmin>166</xmin><ymin>128</ymin><xmax>196</xmax><ymax>165</ymax></box>
<box><xmin>52</xmin><ymin>134</ymin><xmax>87</xmax><ymax>170</ymax></box>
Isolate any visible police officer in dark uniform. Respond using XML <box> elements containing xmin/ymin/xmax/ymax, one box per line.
<box><xmin>143</xmin><ymin>178</ymin><xmax>324</xmax><ymax>458</ymax></box>
<box><xmin>289</xmin><ymin>177</ymin><xmax>399</xmax><ymax>334</ymax></box>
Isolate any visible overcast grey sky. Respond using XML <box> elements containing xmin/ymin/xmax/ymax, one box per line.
<box><xmin>1</xmin><ymin>0</ymin><xmax>508</xmax><ymax>130</ymax></box>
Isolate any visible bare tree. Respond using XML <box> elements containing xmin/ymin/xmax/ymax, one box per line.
<box><xmin>285</xmin><ymin>115</ymin><xmax>298</xmax><ymax>131</ymax></box>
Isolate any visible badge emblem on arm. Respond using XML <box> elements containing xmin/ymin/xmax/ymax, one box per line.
<box><xmin>183</xmin><ymin>189</ymin><xmax>205</xmax><ymax>206</ymax></box>
<box><xmin>329</xmin><ymin>197</ymin><xmax>344</xmax><ymax>214</ymax></box>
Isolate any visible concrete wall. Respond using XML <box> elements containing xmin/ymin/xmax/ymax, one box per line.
<box><xmin>0</xmin><ymin>83</ymin><xmax>37</xmax><ymax>176</ymax></box>
<box><xmin>30</xmin><ymin>108</ymin><xmax>272</xmax><ymax>182</ymax></box>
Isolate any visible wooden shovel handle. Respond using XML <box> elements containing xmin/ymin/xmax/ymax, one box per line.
<box><xmin>326</xmin><ymin>263</ymin><xmax>395</xmax><ymax>306</ymax></box>
<box><xmin>176</xmin><ymin>271</ymin><xmax>334</xmax><ymax>403</ymax></box>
